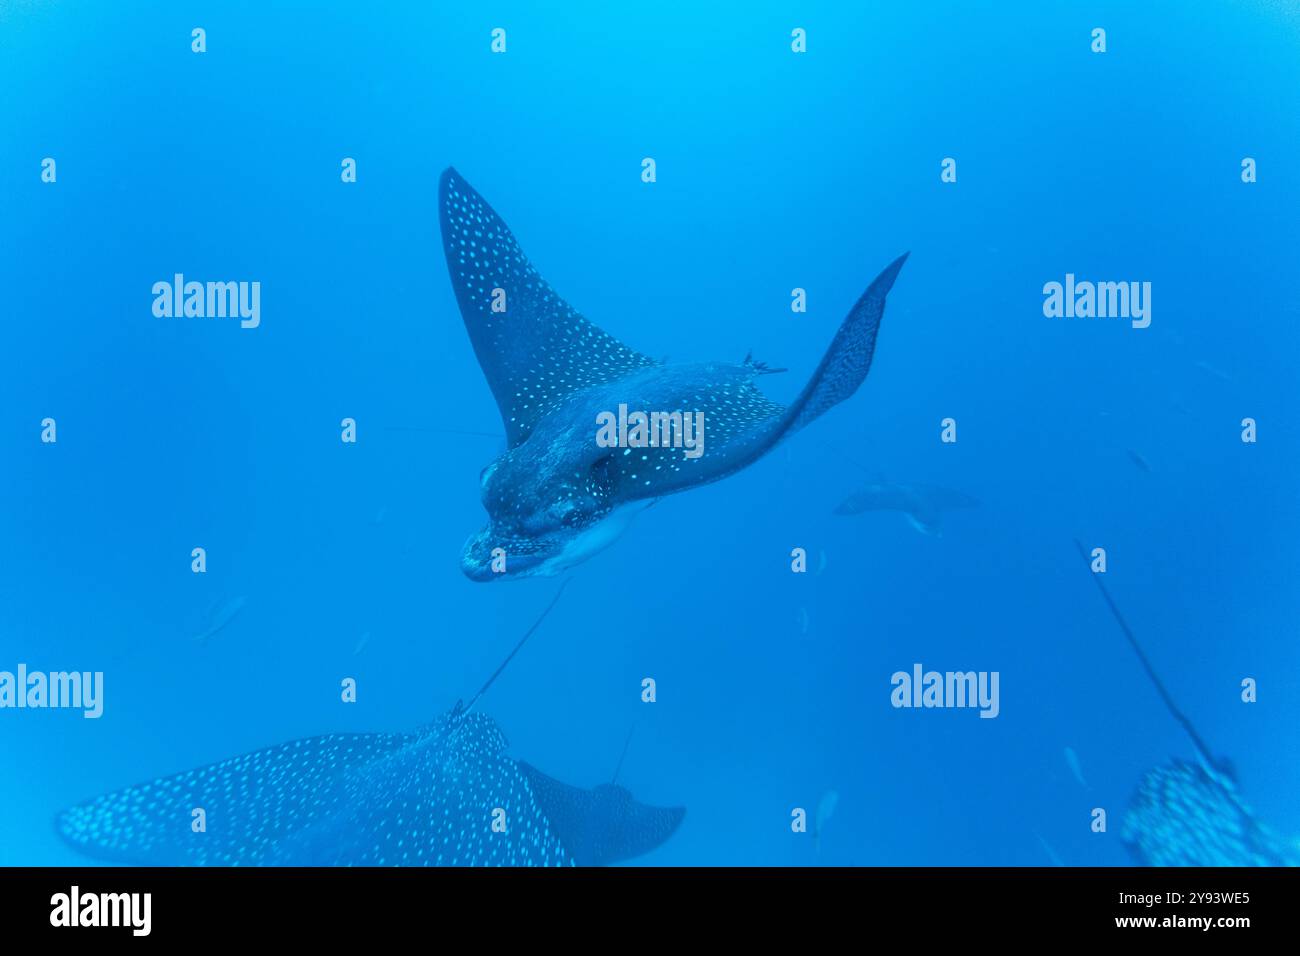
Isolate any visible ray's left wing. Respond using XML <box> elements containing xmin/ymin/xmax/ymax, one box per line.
<box><xmin>439</xmin><ymin>168</ymin><xmax>658</xmax><ymax>449</ymax></box>
<box><xmin>57</xmin><ymin>733</ymin><xmax>412</xmax><ymax>865</ymax></box>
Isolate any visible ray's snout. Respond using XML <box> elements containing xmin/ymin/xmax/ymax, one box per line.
<box><xmin>460</xmin><ymin>528</ymin><xmax>499</xmax><ymax>581</ymax></box>
<box><xmin>460</xmin><ymin>527</ymin><xmax>547</xmax><ymax>581</ymax></box>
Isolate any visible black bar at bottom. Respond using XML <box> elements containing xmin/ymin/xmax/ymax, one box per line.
<box><xmin>0</xmin><ymin>866</ymin><xmax>1292</xmax><ymax>941</ymax></box>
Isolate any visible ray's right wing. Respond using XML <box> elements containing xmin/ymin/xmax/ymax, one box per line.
<box><xmin>518</xmin><ymin>761</ymin><xmax>685</xmax><ymax>866</ymax></box>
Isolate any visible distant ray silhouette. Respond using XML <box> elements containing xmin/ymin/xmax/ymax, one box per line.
<box><xmin>58</xmin><ymin>583</ymin><xmax>685</xmax><ymax>866</ymax></box>
<box><xmin>1072</xmin><ymin>540</ymin><xmax>1296</xmax><ymax>866</ymax></box>
<box><xmin>825</xmin><ymin>444</ymin><xmax>976</xmax><ymax>536</ymax></box>
<box><xmin>833</xmin><ymin>479</ymin><xmax>978</xmax><ymax>536</ymax></box>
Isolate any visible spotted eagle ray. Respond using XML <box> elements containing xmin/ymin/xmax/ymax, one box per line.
<box><xmin>58</xmin><ymin>586</ymin><xmax>685</xmax><ymax>866</ymax></box>
<box><xmin>440</xmin><ymin>168</ymin><xmax>908</xmax><ymax>580</ymax></box>
<box><xmin>1072</xmin><ymin>540</ymin><xmax>1297</xmax><ymax>866</ymax></box>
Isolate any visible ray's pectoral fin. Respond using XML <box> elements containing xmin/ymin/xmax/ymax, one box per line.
<box><xmin>784</xmin><ymin>252</ymin><xmax>908</xmax><ymax>436</ymax></box>
<box><xmin>703</xmin><ymin>253</ymin><xmax>908</xmax><ymax>479</ymax></box>
<box><xmin>439</xmin><ymin>168</ymin><xmax>658</xmax><ymax>449</ymax></box>
<box><xmin>55</xmin><ymin>733</ymin><xmax>412</xmax><ymax>865</ymax></box>
<box><xmin>518</xmin><ymin>762</ymin><xmax>685</xmax><ymax>866</ymax></box>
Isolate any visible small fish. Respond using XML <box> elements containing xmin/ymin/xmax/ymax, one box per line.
<box><xmin>192</xmin><ymin>595</ymin><xmax>246</xmax><ymax>643</ymax></box>
<box><xmin>1033</xmin><ymin>831</ymin><xmax>1066</xmax><ymax>867</ymax></box>
<box><xmin>813</xmin><ymin>789</ymin><xmax>839</xmax><ymax>853</ymax></box>
<box><xmin>1064</xmin><ymin>747</ymin><xmax>1089</xmax><ymax>789</ymax></box>
<box><xmin>1194</xmin><ymin>360</ymin><xmax>1234</xmax><ymax>384</ymax></box>
<box><xmin>1125</xmin><ymin>449</ymin><xmax>1151</xmax><ymax>473</ymax></box>
<box><xmin>353</xmin><ymin>632</ymin><xmax>370</xmax><ymax>655</ymax></box>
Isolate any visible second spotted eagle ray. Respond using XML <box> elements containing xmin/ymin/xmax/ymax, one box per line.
<box><xmin>440</xmin><ymin>168</ymin><xmax>908</xmax><ymax>580</ymax></box>
<box><xmin>833</xmin><ymin>479</ymin><xmax>978</xmax><ymax>536</ymax></box>
<box><xmin>1073</xmin><ymin>541</ymin><xmax>1298</xmax><ymax>866</ymax></box>
<box><xmin>58</xmin><ymin>586</ymin><xmax>685</xmax><ymax>866</ymax></box>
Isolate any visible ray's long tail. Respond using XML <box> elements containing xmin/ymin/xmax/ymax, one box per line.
<box><xmin>1071</xmin><ymin>540</ymin><xmax>1221</xmax><ymax>772</ymax></box>
<box><xmin>462</xmin><ymin>578</ymin><xmax>571</xmax><ymax>715</ymax></box>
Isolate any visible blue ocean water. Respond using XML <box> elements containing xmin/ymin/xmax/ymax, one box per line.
<box><xmin>2</xmin><ymin>1</ymin><xmax>1299</xmax><ymax>866</ymax></box>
